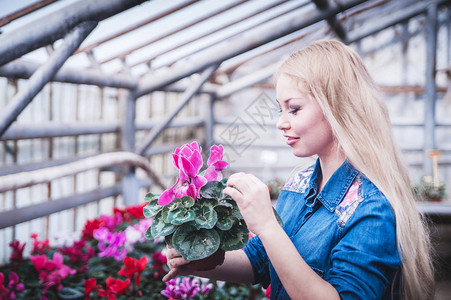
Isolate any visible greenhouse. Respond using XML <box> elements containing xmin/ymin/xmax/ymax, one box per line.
<box><xmin>0</xmin><ymin>0</ymin><xmax>450</xmax><ymax>299</ymax></box>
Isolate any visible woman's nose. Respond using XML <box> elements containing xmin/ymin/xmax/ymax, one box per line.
<box><xmin>276</xmin><ymin>114</ymin><xmax>289</xmax><ymax>131</ymax></box>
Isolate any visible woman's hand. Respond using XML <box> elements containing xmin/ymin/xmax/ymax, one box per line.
<box><xmin>163</xmin><ymin>246</ymin><xmax>191</xmax><ymax>282</ymax></box>
<box><xmin>223</xmin><ymin>172</ymin><xmax>279</xmax><ymax>237</ymax></box>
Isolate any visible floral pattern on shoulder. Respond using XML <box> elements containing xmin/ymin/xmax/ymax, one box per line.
<box><xmin>282</xmin><ymin>165</ymin><xmax>315</xmax><ymax>194</ymax></box>
<box><xmin>335</xmin><ymin>175</ymin><xmax>363</xmax><ymax>228</ymax></box>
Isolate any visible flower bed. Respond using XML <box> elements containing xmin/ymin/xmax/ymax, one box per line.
<box><xmin>0</xmin><ymin>202</ymin><xmax>266</xmax><ymax>299</ymax></box>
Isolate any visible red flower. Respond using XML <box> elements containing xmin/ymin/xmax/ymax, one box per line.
<box><xmin>98</xmin><ymin>277</ymin><xmax>130</xmax><ymax>299</ymax></box>
<box><xmin>82</xmin><ymin>219</ymin><xmax>102</xmax><ymax>241</ymax></box>
<box><xmin>30</xmin><ymin>233</ymin><xmax>51</xmax><ymax>254</ymax></box>
<box><xmin>84</xmin><ymin>278</ymin><xmax>101</xmax><ymax>299</ymax></box>
<box><xmin>126</xmin><ymin>202</ymin><xmax>147</xmax><ymax>220</ymax></box>
<box><xmin>9</xmin><ymin>241</ymin><xmax>25</xmax><ymax>263</ymax></box>
<box><xmin>59</xmin><ymin>240</ymin><xmax>94</xmax><ymax>270</ymax></box>
<box><xmin>118</xmin><ymin>256</ymin><xmax>148</xmax><ymax>286</ymax></box>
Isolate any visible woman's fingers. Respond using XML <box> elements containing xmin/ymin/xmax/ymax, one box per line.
<box><xmin>162</xmin><ymin>268</ymin><xmax>179</xmax><ymax>282</ymax></box>
<box><xmin>223</xmin><ymin>186</ymin><xmax>243</xmax><ymax>202</ymax></box>
<box><xmin>168</xmin><ymin>256</ymin><xmax>190</xmax><ymax>269</ymax></box>
<box><xmin>163</xmin><ymin>246</ymin><xmax>191</xmax><ymax>281</ymax></box>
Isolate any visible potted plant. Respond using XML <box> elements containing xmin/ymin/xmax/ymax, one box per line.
<box><xmin>413</xmin><ymin>176</ymin><xmax>447</xmax><ymax>202</ymax></box>
<box><xmin>143</xmin><ymin>142</ymin><xmax>281</xmax><ymax>271</ymax></box>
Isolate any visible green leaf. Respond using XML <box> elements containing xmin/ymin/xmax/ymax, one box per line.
<box><xmin>167</xmin><ymin>207</ymin><xmax>196</xmax><ymax>225</ymax></box>
<box><xmin>165</xmin><ymin>198</ymin><xmax>181</xmax><ymax>211</ymax></box>
<box><xmin>215</xmin><ymin>206</ymin><xmax>237</xmax><ymax>231</ymax></box>
<box><xmin>144</xmin><ymin>192</ymin><xmax>160</xmax><ymax>202</ymax></box>
<box><xmin>151</xmin><ymin>210</ymin><xmax>177</xmax><ymax>238</ymax></box>
<box><xmin>145</xmin><ymin>225</ymin><xmax>154</xmax><ymax>240</ymax></box>
<box><xmin>217</xmin><ymin>199</ymin><xmax>233</xmax><ymax>208</ymax></box>
<box><xmin>191</xmin><ymin>199</ymin><xmax>218</xmax><ymax>229</ymax></box>
<box><xmin>200</xmin><ymin>180</ymin><xmax>225</xmax><ymax>199</ymax></box>
<box><xmin>143</xmin><ymin>198</ymin><xmax>163</xmax><ymax>218</ymax></box>
<box><xmin>57</xmin><ymin>287</ymin><xmax>84</xmax><ymax>299</ymax></box>
<box><xmin>180</xmin><ymin>196</ymin><xmax>195</xmax><ymax>207</ymax></box>
<box><xmin>172</xmin><ymin>225</ymin><xmax>220</xmax><ymax>261</ymax></box>
<box><xmin>220</xmin><ymin>223</ymin><xmax>249</xmax><ymax>251</ymax></box>
<box><xmin>229</xmin><ymin>200</ymin><xmax>243</xmax><ymax>219</ymax></box>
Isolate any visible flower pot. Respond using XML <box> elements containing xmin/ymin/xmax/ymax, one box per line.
<box><xmin>186</xmin><ymin>248</ymin><xmax>225</xmax><ymax>271</ymax></box>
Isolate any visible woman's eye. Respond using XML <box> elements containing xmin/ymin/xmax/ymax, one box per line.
<box><xmin>289</xmin><ymin>107</ymin><xmax>300</xmax><ymax>114</ymax></box>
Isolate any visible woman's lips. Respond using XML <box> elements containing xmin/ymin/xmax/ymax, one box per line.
<box><xmin>284</xmin><ymin>136</ymin><xmax>300</xmax><ymax>146</ymax></box>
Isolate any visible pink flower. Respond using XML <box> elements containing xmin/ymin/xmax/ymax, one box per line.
<box><xmin>93</xmin><ymin>228</ymin><xmax>128</xmax><ymax>261</ymax></box>
<box><xmin>173</xmin><ymin>142</ymin><xmax>203</xmax><ymax>181</ymax></box>
<box><xmin>0</xmin><ymin>271</ymin><xmax>24</xmax><ymax>299</ymax></box>
<box><xmin>30</xmin><ymin>254</ymin><xmax>47</xmax><ymax>272</ymax></box>
<box><xmin>204</xmin><ymin>145</ymin><xmax>228</xmax><ymax>181</ymax></box>
<box><xmin>30</xmin><ymin>253</ymin><xmax>76</xmax><ymax>294</ymax></box>
<box><xmin>161</xmin><ymin>277</ymin><xmax>212</xmax><ymax>299</ymax></box>
<box><xmin>159</xmin><ymin>142</ymin><xmax>229</xmax><ymax>206</ymax></box>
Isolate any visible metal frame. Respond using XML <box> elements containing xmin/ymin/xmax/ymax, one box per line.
<box><xmin>0</xmin><ymin>0</ymin><xmax>449</xmax><ymax>231</ymax></box>
<box><xmin>0</xmin><ymin>21</ymin><xmax>97</xmax><ymax>137</ymax></box>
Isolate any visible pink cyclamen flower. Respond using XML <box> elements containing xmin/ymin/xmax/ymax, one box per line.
<box><xmin>159</xmin><ymin>142</ymin><xmax>209</xmax><ymax>206</ymax></box>
<box><xmin>161</xmin><ymin>277</ymin><xmax>211</xmax><ymax>299</ymax></box>
<box><xmin>173</xmin><ymin>142</ymin><xmax>208</xmax><ymax>189</ymax></box>
<box><xmin>173</xmin><ymin>142</ymin><xmax>203</xmax><ymax>180</ymax></box>
<box><xmin>93</xmin><ymin>228</ymin><xmax>128</xmax><ymax>261</ymax></box>
<box><xmin>204</xmin><ymin>144</ymin><xmax>228</xmax><ymax>181</ymax></box>
<box><xmin>30</xmin><ymin>253</ymin><xmax>76</xmax><ymax>294</ymax></box>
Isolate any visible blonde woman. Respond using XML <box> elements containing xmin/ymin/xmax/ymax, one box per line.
<box><xmin>164</xmin><ymin>40</ymin><xmax>435</xmax><ymax>299</ymax></box>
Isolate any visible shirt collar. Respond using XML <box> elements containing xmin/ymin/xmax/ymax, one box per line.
<box><xmin>308</xmin><ymin>158</ymin><xmax>359</xmax><ymax>212</ymax></box>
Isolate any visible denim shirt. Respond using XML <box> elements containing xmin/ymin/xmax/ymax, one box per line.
<box><xmin>244</xmin><ymin>159</ymin><xmax>401</xmax><ymax>299</ymax></box>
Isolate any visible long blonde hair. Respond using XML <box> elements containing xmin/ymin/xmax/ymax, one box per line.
<box><xmin>275</xmin><ymin>40</ymin><xmax>434</xmax><ymax>299</ymax></box>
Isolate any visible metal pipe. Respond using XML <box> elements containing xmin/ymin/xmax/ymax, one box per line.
<box><xmin>0</xmin><ymin>0</ymin><xmax>58</xmax><ymax>27</ymax></box>
<box><xmin>129</xmin><ymin>0</ymin><xmax>289</xmax><ymax>69</ymax></box>
<box><xmin>424</xmin><ymin>2</ymin><xmax>438</xmax><ymax>175</ymax></box>
<box><xmin>75</xmin><ymin>0</ymin><xmax>197</xmax><ymax>55</ymax></box>
<box><xmin>0</xmin><ymin>184</ymin><xmax>122</xmax><ymax>229</ymax></box>
<box><xmin>150</xmin><ymin>1</ymin><xmax>309</xmax><ymax>72</ymax></box>
<box><xmin>0</xmin><ymin>21</ymin><xmax>97</xmax><ymax>138</ymax></box>
<box><xmin>136</xmin><ymin>0</ymin><xmax>367</xmax><ymax>97</ymax></box>
<box><xmin>312</xmin><ymin>0</ymin><xmax>347</xmax><ymax>40</ymax></box>
<box><xmin>0</xmin><ymin>151</ymin><xmax>165</xmax><ymax>193</ymax></box>
<box><xmin>0</xmin><ymin>60</ymin><xmax>138</xmax><ymax>89</ymax></box>
<box><xmin>1</xmin><ymin>121</ymin><xmax>119</xmax><ymax>140</ymax></box>
<box><xmin>346</xmin><ymin>0</ymin><xmax>447</xmax><ymax>44</ymax></box>
<box><xmin>0</xmin><ymin>119</ymin><xmax>204</xmax><ymax>141</ymax></box>
<box><xmin>120</xmin><ymin>90</ymin><xmax>136</xmax><ymax>152</ymax></box>
<box><xmin>101</xmin><ymin>0</ymin><xmax>247</xmax><ymax>65</ymax></box>
<box><xmin>138</xmin><ymin>64</ymin><xmax>220</xmax><ymax>155</ymax></box>
<box><xmin>0</xmin><ymin>0</ymin><xmax>145</xmax><ymax>66</ymax></box>
<box><xmin>205</xmin><ymin>95</ymin><xmax>215</xmax><ymax>149</ymax></box>
<box><xmin>216</xmin><ymin>62</ymin><xmax>281</xmax><ymax>99</ymax></box>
